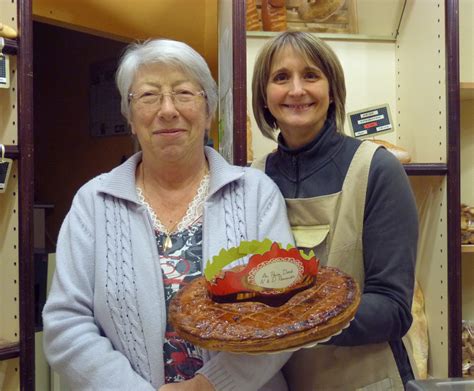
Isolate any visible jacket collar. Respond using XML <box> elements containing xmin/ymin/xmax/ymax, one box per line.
<box><xmin>97</xmin><ymin>147</ymin><xmax>244</xmax><ymax>203</ymax></box>
<box><xmin>272</xmin><ymin>119</ymin><xmax>344</xmax><ymax>180</ymax></box>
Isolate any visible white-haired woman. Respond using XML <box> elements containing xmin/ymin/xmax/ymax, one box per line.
<box><xmin>43</xmin><ymin>38</ymin><xmax>294</xmax><ymax>391</ymax></box>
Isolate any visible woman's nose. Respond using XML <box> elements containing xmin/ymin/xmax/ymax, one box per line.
<box><xmin>158</xmin><ymin>94</ymin><xmax>179</xmax><ymax>119</ymax></box>
<box><xmin>289</xmin><ymin>77</ymin><xmax>306</xmax><ymax>96</ymax></box>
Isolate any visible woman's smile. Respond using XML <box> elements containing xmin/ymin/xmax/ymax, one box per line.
<box><xmin>281</xmin><ymin>102</ymin><xmax>315</xmax><ymax>111</ymax></box>
<box><xmin>152</xmin><ymin>128</ymin><xmax>186</xmax><ymax>136</ymax></box>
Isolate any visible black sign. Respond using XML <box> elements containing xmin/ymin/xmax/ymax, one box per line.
<box><xmin>348</xmin><ymin>105</ymin><xmax>393</xmax><ymax>138</ymax></box>
<box><xmin>0</xmin><ymin>159</ymin><xmax>12</xmax><ymax>192</ymax></box>
<box><xmin>0</xmin><ymin>54</ymin><xmax>9</xmax><ymax>87</ymax></box>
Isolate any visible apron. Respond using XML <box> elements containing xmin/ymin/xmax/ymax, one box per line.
<box><xmin>254</xmin><ymin>141</ymin><xmax>405</xmax><ymax>391</ymax></box>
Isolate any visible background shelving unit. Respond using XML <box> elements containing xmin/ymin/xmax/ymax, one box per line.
<box><xmin>0</xmin><ymin>0</ymin><xmax>34</xmax><ymax>389</ymax></box>
<box><xmin>229</xmin><ymin>0</ymin><xmax>464</xmax><ymax>379</ymax></box>
<box><xmin>459</xmin><ymin>0</ymin><xmax>474</xmax><ymax>363</ymax></box>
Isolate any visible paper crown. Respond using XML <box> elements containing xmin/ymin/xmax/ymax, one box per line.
<box><xmin>204</xmin><ymin>239</ymin><xmax>319</xmax><ymax>307</ymax></box>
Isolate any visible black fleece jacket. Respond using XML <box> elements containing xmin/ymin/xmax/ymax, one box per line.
<box><xmin>265</xmin><ymin>119</ymin><xmax>419</xmax><ymax>385</ymax></box>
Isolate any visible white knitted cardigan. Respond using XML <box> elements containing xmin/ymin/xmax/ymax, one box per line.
<box><xmin>43</xmin><ymin>147</ymin><xmax>294</xmax><ymax>391</ymax></box>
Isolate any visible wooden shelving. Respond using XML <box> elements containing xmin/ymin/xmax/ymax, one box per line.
<box><xmin>462</xmin><ymin>245</ymin><xmax>474</xmax><ymax>253</ymax></box>
<box><xmin>404</xmin><ymin>163</ymin><xmax>448</xmax><ymax>176</ymax></box>
<box><xmin>0</xmin><ymin>340</ymin><xmax>20</xmax><ymax>361</ymax></box>
<box><xmin>0</xmin><ymin>37</ymin><xmax>18</xmax><ymax>55</ymax></box>
<box><xmin>3</xmin><ymin>144</ymin><xmax>20</xmax><ymax>160</ymax></box>
<box><xmin>461</xmin><ymin>82</ymin><xmax>474</xmax><ymax>101</ymax></box>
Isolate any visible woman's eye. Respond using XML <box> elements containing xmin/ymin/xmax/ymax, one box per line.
<box><xmin>305</xmin><ymin>72</ymin><xmax>319</xmax><ymax>80</ymax></box>
<box><xmin>175</xmin><ymin>89</ymin><xmax>194</xmax><ymax>96</ymax></box>
<box><xmin>273</xmin><ymin>73</ymin><xmax>288</xmax><ymax>82</ymax></box>
<box><xmin>140</xmin><ymin>91</ymin><xmax>158</xmax><ymax>98</ymax></box>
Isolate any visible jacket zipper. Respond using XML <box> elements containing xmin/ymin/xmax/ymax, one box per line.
<box><xmin>292</xmin><ymin>156</ymin><xmax>299</xmax><ymax>198</ymax></box>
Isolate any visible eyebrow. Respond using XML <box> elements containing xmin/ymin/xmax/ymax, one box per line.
<box><xmin>137</xmin><ymin>79</ymin><xmax>195</xmax><ymax>90</ymax></box>
<box><xmin>270</xmin><ymin>65</ymin><xmax>321</xmax><ymax>77</ymax></box>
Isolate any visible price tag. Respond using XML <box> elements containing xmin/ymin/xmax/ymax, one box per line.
<box><xmin>347</xmin><ymin>104</ymin><xmax>394</xmax><ymax>139</ymax></box>
<box><xmin>0</xmin><ymin>145</ymin><xmax>12</xmax><ymax>193</ymax></box>
<box><xmin>0</xmin><ymin>53</ymin><xmax>10</xmax><ymax>88</ymax></box>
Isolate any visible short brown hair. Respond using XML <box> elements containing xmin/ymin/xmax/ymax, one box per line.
<box><xmin>252</xmin><ymin>31</ymin><xmax>346</xmax><ymax>140</ymax></box>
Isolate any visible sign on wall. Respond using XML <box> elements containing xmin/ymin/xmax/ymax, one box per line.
<box><xmin>347</xmin><ymin>104</ymin><xmax>394</xmax><ymax>139</ymax></box>
<box><xmin>90</xmin><ymin>59</ymin><xmax>129</xmax><ymax>137</ymax></box>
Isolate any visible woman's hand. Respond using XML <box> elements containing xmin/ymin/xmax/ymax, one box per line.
<box><xmin>158</xmin><ymin>374</ymin><xmax>215</xmax><ymax>391</ymax></box>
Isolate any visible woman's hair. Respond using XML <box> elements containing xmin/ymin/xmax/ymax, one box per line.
<box><xmin>116</xmin><ymin>38</ymin><xmax>218</xmax><ymax>123</ymax></box>
<box><xmin>252</xmin><ymin>31</ymin><xmax>346</xmax><ymax>140</ymax></box>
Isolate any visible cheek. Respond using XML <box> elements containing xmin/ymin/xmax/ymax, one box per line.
<box><xmin>266</xmin><ymin>86</ymin><xmax>281</xmax><ymax>107</ymax></box>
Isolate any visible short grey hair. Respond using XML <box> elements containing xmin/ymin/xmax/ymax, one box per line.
<box><xmin>116</xmin><ymin>38</ymin><xmax>218</xmax><ymax>123</ymax></box>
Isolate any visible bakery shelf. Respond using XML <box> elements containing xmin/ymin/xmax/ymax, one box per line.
<box><xmin>403</xmin><ymin>163</ymin><xmax>448</xmax><ymax>176</ymax></box>
<box><xmin>462</xmin><ymin>245</ymin><xmax>474</xmax><ymax>253</ymax></box>
<box><xmin>0</xmin><ymin>37</ymin><xmax>18</xmax><ymax>55</ymax></box>
<box><xmin>0</xmin><ymin>341</ymin><xmax>20</xmax><ymax>361</ymax></box>
<box><xmin>3</xmin><ymin>144</ymin><xmax>20</xmax><ymax>160</ymax></box>
<box><xmin>246</xmin><ymin>30</ymin><xmax>396</xmax><ymax>43</ymax></box>
<box><xmin>461</xmin><ymin>82</ymin><xmax>474</xmax><ymax>101</ymax></box>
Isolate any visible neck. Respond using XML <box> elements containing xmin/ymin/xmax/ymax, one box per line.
<box><xmin>141</xmin><ymin>150</ymin><xmax>208</xmax><ymax>190</ymax></box>
<box><xmin>138</xmin><ymin>150</ymin><xmax>209</xmax><ymax>232</ymax></box>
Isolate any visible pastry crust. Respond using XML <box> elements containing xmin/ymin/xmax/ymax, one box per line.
<box><xmin>261</xmin><ymin>0</ymin><xmax>287</xmax><ymax>32</ymax></box>
<box><xmin>246</xmin><ymin>0</ymin><xmax>261</xmax><ymax>31</ymax></box>
<box><xmin>369</xmin><ymin>139</ymin><xmax>412</xmax><ymax>164</ymax></box>
<box><xmin>169</xmin><ymin>266</ymin><xmax>360</xmax><ymax>353</ymax></box>
<box><xmin>298</xmin><ymin>0</ymin><xmax>345</xmax><ymax>22</ymax></box>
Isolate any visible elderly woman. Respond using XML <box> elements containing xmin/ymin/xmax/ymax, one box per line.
<box><xmin>251</xmin><ymin>31</ymin><xmax>418</xmax><ymax>390</ymax></box>
<box><xmin>43</xmin><ymin>39</ymin><xmax>294</xmax><ymax>391</ymax></box>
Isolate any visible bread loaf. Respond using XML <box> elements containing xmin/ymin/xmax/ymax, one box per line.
<box><xmin>404</xmin><ymin>280</ymin><xmax>429</xmax><ymax>379</ymax></box>
<box><xmin>262</xmin><ymin>0</ymin><xmax>287</xmax><ymax>32</ymax></box>
<box><xmin>298</xmin><ymin>0</ymin><xmax>346</xmax><ymax>22</ymax></box>
<box><xmin>369</xmin><ymin>139</ymin><xmax>411</xmax><ymax>164</ymax></box>
<box><xmin>0</xmin><ymin>22</ymin><xmax>18</xmax><ymax>39</ymax></box>
<box><xmin>246</xmin><ymin>0</ymin><xmax>262</xmax><ymax>31</ymax></box>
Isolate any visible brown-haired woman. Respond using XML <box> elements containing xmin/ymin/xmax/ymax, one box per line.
<box><xmin>252</xmin><ymin>31</ymin><xmax>418</xmax><ymax>390</ymax></box>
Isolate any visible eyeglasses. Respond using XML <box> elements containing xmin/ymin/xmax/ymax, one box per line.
<box><xmin>128</xmin><ymin>89</ymin><xmax>206</xmax><ymax>110</ymax></box>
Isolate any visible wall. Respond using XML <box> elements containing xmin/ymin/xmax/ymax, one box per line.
<box><xmin>34</xmin><ymin>22</ymin><xmax>135</xmax><ymax>249</ymax></box>
<box><xmin>32</xmin><ymin>0</ymin><xmax>218</xmax><ymax>78</ymax></box>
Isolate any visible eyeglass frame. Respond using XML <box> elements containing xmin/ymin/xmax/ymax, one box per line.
<box><xmin>128</xmin><ymin>89</ymin><xmax>207</xmax><ymax>110</ymax></box>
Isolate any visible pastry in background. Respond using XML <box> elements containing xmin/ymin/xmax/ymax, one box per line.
<box><xmin>369</xmin><ymin>139</ymin><xmax>412</xmax><ymax>164</ymax></box>
<box><xmin>0</xmin><ymin>22</ymin><xmax>17</xmax><ymax>38</ymax></box>
<box><xmin>404</xmin><ymin>280</ymin><xmax>429</xmax><ymax>379</ymax></box>
<box><xmin>461</xmin><ymin>204</ymin><xmax>474</xmax><ymax>244</ymax></box>
<box><xmin>246</xmin><ymin>0</ymin><xmax>262</xmax><ymax>31</ymax></box>
<box><xmin>298</xmin><ymin>0</ymin><xmax>346</xmax><ymax>22</ymax></box>
<box><xmin>262</xmin><ymin>0</ymin><xmax>288</xmax><ymax>32</ymax></box>
<box><xmin>462</xmin><ymin>321</ymin><xmax>474</xmax><ymax>377</ymax></box>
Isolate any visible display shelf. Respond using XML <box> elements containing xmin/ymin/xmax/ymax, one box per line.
<box><xmin>247</xmin><ymin>30</ymin><xmax>396</xmax><ymax>43</ymax></box>
<box><xmin>0</xmin><ymin>37</ymin><xmax>18</xmax><ymax>55</ymax></box>
<box><xmin>460</xmin><ymin>82</ymin><xmax>474</xmax><ymax>101</ymax></box>
<box><xmin>404</xmin><ymin>164</ymin><xmax>448</xmax><ymax>176</ymax></box>
<box><xmin>238</xmin><ymin>0</ymin><xmax>462</xmax><ymax>380</ymax></box>
<box><xmin>462</xmin><ymin>245</ymin><xmax>474</xmax><ymax>253</ymax></box>
<box><xmin>3</xmin><ymin>145</ymin><xmax>20</xmax><ymax>160</ymax></box>
<box><xmin>0</xmin><ymin>341</ymin><xmax>20</xmax><ymax>361</ymax></box>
